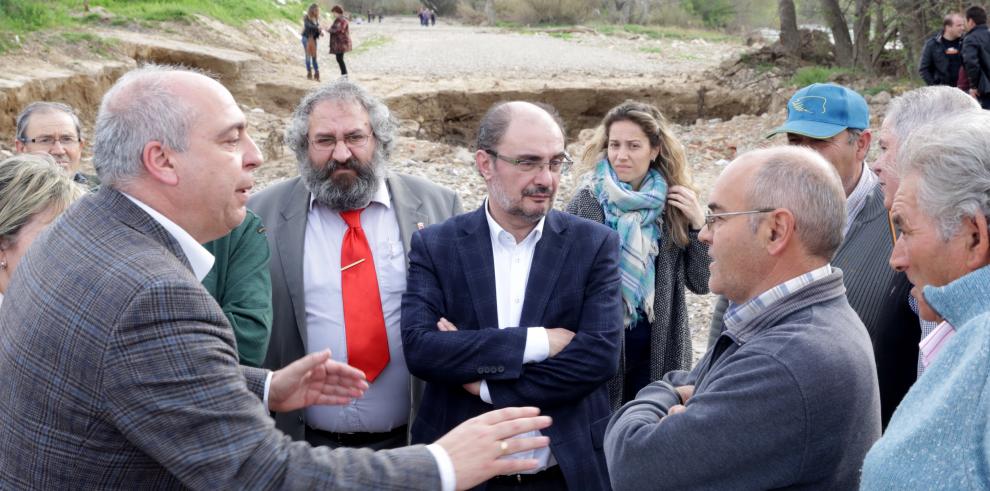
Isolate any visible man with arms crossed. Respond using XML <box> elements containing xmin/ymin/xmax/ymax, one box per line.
<box><xmin>402</xmin><ymin>101</ymin><xmax>622</xmax><ymax>490</ymax></box>
<box><xmin>606</xmin><ymin>146</ymin><xmax>881</xmax><ymax>489</ymax></box>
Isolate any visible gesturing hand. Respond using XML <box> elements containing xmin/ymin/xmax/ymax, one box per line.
<box><xmin>435</xmin><ymin>406</ymin><xmax>552</xmax><ymax>490</ymax></box>
<box><xmin>268</xmin><ymin>349</ymin><xmax>369</xmax><ymax>413</ymax></box>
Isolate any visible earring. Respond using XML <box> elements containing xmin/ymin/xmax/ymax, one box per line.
<box><xmin>0</xmin><ymin>258</ymin><xmax>6</xmax><ymax>271</ymax></box>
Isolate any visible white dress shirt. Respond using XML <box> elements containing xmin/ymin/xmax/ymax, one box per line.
<box><xmin>302</xmin><ymin>180</ymin><xmax>410</xmax><ymax>432</ymax></box>
<box><xmin>478</xmin><ymin>200</ymin><xmax>555</xmax><ymax>472</ymax></box>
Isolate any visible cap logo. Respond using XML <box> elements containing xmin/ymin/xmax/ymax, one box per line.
<box><xmin>791</xmin><ymin>96</ymin><xmax>827</xmax><ymax>114</ymax></box>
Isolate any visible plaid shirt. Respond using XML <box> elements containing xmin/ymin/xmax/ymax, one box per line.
<box><xmin>724</xmin><ymin>264</ymin><xmax>834</xmax><ymax>341</ymax></box>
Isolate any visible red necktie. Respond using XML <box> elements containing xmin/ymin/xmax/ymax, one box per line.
<box><xmin>340</xmin><ymin>209</ymin><xmax>390</xmax><ymax>382</ymax></box>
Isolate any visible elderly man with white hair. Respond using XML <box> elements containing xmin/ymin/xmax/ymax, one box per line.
<box><xmin>861</xmin><ymin>108</ymin><xmax>990</xmax><ymax>487</ymax></box>
<box><xmin>866</xmin><ymin>85</ymin><xmax>980</xmax><ymax>428</ymax></box>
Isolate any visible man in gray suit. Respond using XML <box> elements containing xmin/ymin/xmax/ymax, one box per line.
<box><xmin>250</xmin><ymin>80</ymin><xmax>461</xmax><ymax>449</ymax></box>
<box><xmin>0</xmin><ymin>65</ymin><xmax>550</xmax><ymax>489</ymax></box>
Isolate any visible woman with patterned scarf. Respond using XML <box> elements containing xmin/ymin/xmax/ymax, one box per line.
<box><xmin>566</xmin><ymin>100</ymin><xmax>711</xmax><ymax>407</ymax></box>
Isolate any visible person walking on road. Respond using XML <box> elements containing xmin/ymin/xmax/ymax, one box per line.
<box><xmin>329</xmin><ymin>5</ymin><xmax>352</xmax><ymax>78</ymax></box>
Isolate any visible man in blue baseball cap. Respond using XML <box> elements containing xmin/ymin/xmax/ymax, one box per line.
<box><xmin>708</xmin><ymin>83</ymin><xmax>901</xmax><ymax>424</ymax></box>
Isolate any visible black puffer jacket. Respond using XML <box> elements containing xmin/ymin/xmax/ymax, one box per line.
<box><xmin>918</xmin><ymin>31</ymin><xmax>961</xmax><ymax>85</ymax></box>
<box><xmin>963</xmin><ymin>24</ymin><xmax>990</xmax><ymax>94</ymax></box>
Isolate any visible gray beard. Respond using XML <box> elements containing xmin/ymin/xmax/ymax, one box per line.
<box><xmin>299</xmin><ymin>149</ymin><xmax>385</xmax><ymax>210</ymax></box>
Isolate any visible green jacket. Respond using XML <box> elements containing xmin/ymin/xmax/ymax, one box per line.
<box><xmin>202</xmin><ymin>210</ymin><xmax>273</xmax><ymax>367</ymax></box>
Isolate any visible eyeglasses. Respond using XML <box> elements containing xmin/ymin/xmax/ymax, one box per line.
<box><xmin>703</xmin><ymin>208</ymin><xmax>776</xmax><ymax>228</ymax></box>
<box><xmin>309</xmin><ymin>133</ymin><xmax>371</xmax><ymax>151</ymax></box>
<box><xmin>485</xmin><ymin>149</ymin><xmax>573</xmax><ymax>174</ymax></box>
<box><xmin>21</xmin><ymin>135</ymin><xmax>80</xmax><ymax>148</ymax></box>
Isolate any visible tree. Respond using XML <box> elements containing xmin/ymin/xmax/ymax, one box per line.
<box><xmin>820</xmin><ymin>0</ymin><xmax>855</xmax><ymax>66</ymax></box>
<box><xmin>779</xmin><ymin>0</ymin><xmax>800</xmax><ymax>55</ymax></box>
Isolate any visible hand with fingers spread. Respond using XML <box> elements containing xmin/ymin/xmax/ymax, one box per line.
<box><xmin>434</xmin><ymin>406</ymin><xmax>552</xmax><ymax>490</ymax></box>
<box><xmin>268</xmin><ymin>349</ymin><xmax>368</xmax><ymax>412</ymax></box>
<box><xmin>667</xmin><ymin>185</ymin><xmax>705</xmax><ymax>230</ymax></box>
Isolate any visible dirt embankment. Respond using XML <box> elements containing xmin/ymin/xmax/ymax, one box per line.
<box><xmin>4</xmin><ymin>15</ymin><xmax>893</xmax><ymax>359</ymax></box>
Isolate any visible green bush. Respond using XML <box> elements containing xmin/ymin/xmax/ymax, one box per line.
<box><xmin>789</xmin><ymin>66</ymin><xmax>850</xmax><ymax>87</ymax></box>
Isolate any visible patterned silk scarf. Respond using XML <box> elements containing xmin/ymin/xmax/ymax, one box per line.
<box><xmin>591</xmin><ymin>159</ymin><xmax>667</xmax><ymax>328</ymax></box>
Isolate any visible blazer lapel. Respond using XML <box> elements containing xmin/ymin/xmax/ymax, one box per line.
<box><xmin>456</xmin><ymin>207</ymin><xmax>499</xmax><ymax>327</ymax></box>
<box><xmin>101</xmin><ymin>187</ymin><xmax>192</xmax><ymax>271</ymax></box>
<box><xmin>386</xmin><ymin>173</ymin><xmax>428</xmax><ymax>262</ymax></box>
<box><xmin>520</xmin><ymin>211</ymin><xmax>569</xmax><ymax>326</ymax></box>
<box><xmin>275</xmin><ymin>178</ymin><xmax>313</xmax><ymax>352</ymax></box>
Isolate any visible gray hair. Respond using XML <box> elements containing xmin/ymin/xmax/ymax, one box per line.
<box><xmin>16</xmin><ymin>101</ymin><xmax>83</xmax><ymax>143</ymax></box>
<box><xmin>887</xmin><ymin>86</ymin><xmax>979</xmax><ymax>144</ymax></box>
<box><xmin>286</xmin><ymin>79</ymin><xmax>398</xmax><ymax>164</ymax></box>
<box><xmin>476</xmin><ymin>101</ymin><xmax>566</xmax><ymax>151</ymax></box>
<box><xmin>900</xmin><ymin>109</ymin><xmax>990</xmax><ymax>241</ymax></box>
<box><xmin>0</xmin><ymin>153</ymin><xmax>84</xmax><ymax>248</ymax></box>
<box><xmin>92</xmin><ymin>65</ymin><xmax>202</xmax><ymax>187</ymax></box>
<box><xmin>745</xmin><ymin>146</ymin><xmax>847</xmax><ymax>259</ymax></box>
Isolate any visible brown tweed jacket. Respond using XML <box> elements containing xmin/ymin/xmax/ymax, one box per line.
<box><xmin>0</xmin><ymin>187</ymin><xmax>439</xmax><ymax>490</ymax></box>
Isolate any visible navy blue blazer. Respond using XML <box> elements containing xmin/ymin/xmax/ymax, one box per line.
<box><xmin>401</xmin><ymin>206</ymin><xmax>622</xmax><ymax>490</ymax></box>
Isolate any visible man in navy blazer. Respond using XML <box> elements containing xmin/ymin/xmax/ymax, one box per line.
<box><xmin>402</xmin><ymin>101</ymin><xmax>622</xmax><ymax>490</ymax></box>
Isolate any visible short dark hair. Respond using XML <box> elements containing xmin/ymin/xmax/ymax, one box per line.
<box><xmin>331</xmin><ymin>5</ymin><xmax>344</xmax><ymax>14</ymax></box>
<box><xmin>944</xmin><ymin>13</ymin><xmax>960</xmax><ymax>27</ymax></box>
<box><xmin>966</xmin><ymin>5</ymin><xmax>987</xmax><ymax>25</ymax></box>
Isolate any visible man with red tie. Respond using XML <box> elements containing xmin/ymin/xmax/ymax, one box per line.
<box><xmin>249</xmin><ymin>80</ymin><xmax>462</xmax><ymax>449</ymax></box>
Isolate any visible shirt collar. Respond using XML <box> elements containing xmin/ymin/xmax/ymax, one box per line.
<box><xmin>724</xmin><ymin>264</ymin><xmax>834</xmax><ymax>342</ymax></box>
<box><xmin>484</xmin><ymin>197</ymin><xmax>545</xmax><ymax>246</ymax></box>
<box><xmin>308</xmin><ymin>176</ymin><xmax>391</xmax><ymax>212</ymax></box>
<box><xmin>846</xmin><ymin>161</ymin><xmax>877</xmax><ymax>221</ymax></box>
<box><xmin>120</xmin><ymin>192</ymin><xmax>215</xmax><ymax>281</ymax></box>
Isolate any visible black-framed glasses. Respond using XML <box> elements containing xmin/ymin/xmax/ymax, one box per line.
<box><xmin>703</xmin><ymin>208</ymin><xmax>776</xmax><ymax>228</ymax></box>
<box><xmin>309</xmin><ymin>133</ymin><xmax>371</xmax><ymax>151</ymax></box>
<box><xmin>21</xmin><ymin>135</ymin><xmax>80</xmax><ymax>147</ymax></box>
<box><xmin>484</xmin><ymin>149</ymin><xmax>573</xmax><ymax>174</ymax></box>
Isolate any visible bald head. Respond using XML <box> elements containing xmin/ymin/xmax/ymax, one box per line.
<box><xmin>476</xmin><ymin>101</ymin><xmax>565</xmax><ymax>152</ymax></box>
<box><xmin>93</xmin><ymin>66</ymin><xmax>226</xmax><ymax>187</ymax></box>
<box><xmin>733</xmin><ymin>146</ymin><xmax>846</xmax><ymax>259</ymax></box>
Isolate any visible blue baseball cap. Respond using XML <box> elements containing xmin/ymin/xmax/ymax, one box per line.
<box><xmin>767</xmin><ymin>83</ymin><xmax>870</xmax><ymax>139</ymax></box>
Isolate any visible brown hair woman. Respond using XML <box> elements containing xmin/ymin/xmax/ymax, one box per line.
<box><xmin>565</xmin><ymin>100</ymin><xmax>711</xmax><ymax>407</ymax></box>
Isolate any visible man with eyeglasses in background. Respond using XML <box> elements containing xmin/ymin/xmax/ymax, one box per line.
<box><xmin>15</xmin><ymin>101</ymin><xmax>99</xmax><ymax>188</ymax></box>
<box><xmin>249</xmin><ymin>80</ymin><xmax>461</xmax><ymax>450</ymax></box>
<box><xmin>605</xmin><ymin>146</ymin><xmax>881</xmax><ymax>490</ymax></box>
<box><xmin>401</xmin><ymin>101</ymin><xmax>622</xmax><ymax>490</ymax></box>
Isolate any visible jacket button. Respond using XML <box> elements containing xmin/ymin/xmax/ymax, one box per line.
<box><xmin>477</xmin><ymin>367</ymin><xmax>485</xmax><ymax>374</ymax></box>
<box><xmin>497</xmin><ymin>366</ymin><xmax>505</xmax><ymax>373</ymax></box>
<box><xmin>298</xmin><ymin>415</ymin><xmax>304</xmax><ymax>423</ymax></box>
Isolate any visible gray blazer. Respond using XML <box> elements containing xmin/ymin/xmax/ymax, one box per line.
<box><xmin>248</xmin><ymin>172</ymin><xmax>462</xmax><ymax>442</ymax></box>
<box><xmin>0</xmin><ymin>187</ymin><xmax>440</xmax><ymax>489</ymax></box>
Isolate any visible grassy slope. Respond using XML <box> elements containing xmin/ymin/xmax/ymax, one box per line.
<box><xmin>0</xmin><ymin>0</ymin><xmax>306</xmax><ymax>52</ymax></box>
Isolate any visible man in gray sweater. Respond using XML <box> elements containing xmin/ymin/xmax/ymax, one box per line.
<box><xmin>606</xmin><ymin>146</ymin><xmax>881</xmax><ymax>489</ymax></box>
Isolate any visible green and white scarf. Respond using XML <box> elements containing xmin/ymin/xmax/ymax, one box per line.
<box><xmin>591</xmin><ymin>159</ymin><xmax>667</xmax><ymax>329</ymax></box>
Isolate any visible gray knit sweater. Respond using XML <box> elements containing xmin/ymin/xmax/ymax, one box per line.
<box><xmin>707</xmin><ymin>183</ymin><xmax>896</xmax><ymax>347</ymax></box>
<box><xmin>566</xmin><ymin>187</ymin><xmax>711</xmax><ymax>409</ymax></box>
<box><xmin>605</xmin><ymin>270</ymin><xmax>881</xmax><ymax>490</ymax></box>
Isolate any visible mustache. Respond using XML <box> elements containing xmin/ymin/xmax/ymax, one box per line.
<box><xmin>522</xmin><ymin>185</ymin><xmax>553</xmax><ymax>197</ymax></box>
